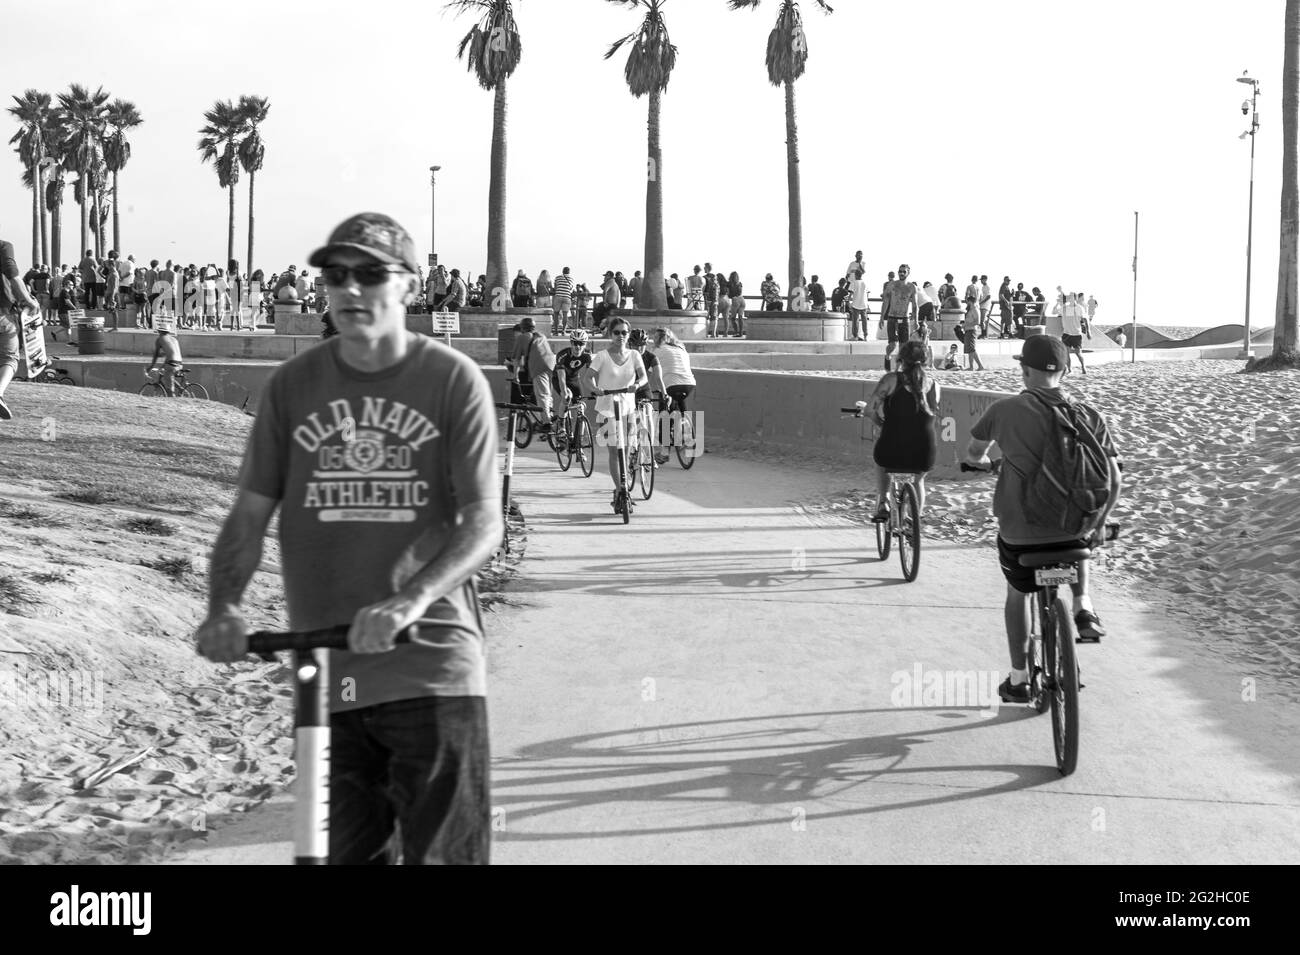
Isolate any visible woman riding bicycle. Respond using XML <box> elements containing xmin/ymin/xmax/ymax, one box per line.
<box><xmin>869</xmin><ymin>340</ymin><xmax>941</xmax><ymax>522</ymax></box>
<box><xmin>579</xmin><ymin>317</ymin><xmax>648</xmax><ymax>510</ymax></box>
<box><xmin>651</xmin><ymin>327</ymin><xmax>696</xmax><ymax>464</ymax></box>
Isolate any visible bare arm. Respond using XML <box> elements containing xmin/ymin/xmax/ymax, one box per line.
<box><xmin>965</xmin><ymin>437</ymin><xmax>996</xmax><ymax>465</ymax></box>
<box><xmin>196</xmin><ymin>489</ymin><xmax>280</xmax><ymax>661</ymax></box>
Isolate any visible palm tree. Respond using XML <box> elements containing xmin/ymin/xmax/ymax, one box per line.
<box><xmin>44</xmin><ymin>112</ymin><xmax>70</xmax><ymax>268</ymax></box>
<box><xmin>1259</xmin><ymin>0</ymin><xmax>1300</xmax><ymax>369</ymax></box>
<box><xmin>236</xmin><ymin>95</ymin><xmax>270</xmax><ymax>277</ymax></box>
<box><xmin>198</xmin><ymin>100</ymin><xmax>246</xmax><ymax>267</ymax></box>
<box><xmin>7</xmin><ymin>90</ymin><xmax>54</xmax><ymax>266</ymax></box>
<box><xmin>605</xmin><ymin>1</ymin><xmax>677</xmax><ymax>311</ymax></box>
<box><xmin>57</xmin><ymin>84</ymin><xmax>110</xmax><ymax>259</ymax></box>
<box><xmin>728</xmin><ymin>0</ymin><xmax>833</xmax><ymax>309</ymax></box>
<box><xmin>103</xmin><ymin>99</ymin><xmax>143</xmax><ymax>255</ymax></box>
<box><xmin>450</xmin><ymin>0</ymin><xmax>523</xmax><ymax>309</ymax></box>
<box><xmin>91</xmin><ymin>160</ymin><xmax>110</xmax><ymax>257</ymax></box>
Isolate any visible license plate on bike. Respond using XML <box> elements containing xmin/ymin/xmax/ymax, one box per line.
<box><xmin>1034</xmin><ymin>567</ymin><xmax>1078</xmax><ymax>586</ymax></box>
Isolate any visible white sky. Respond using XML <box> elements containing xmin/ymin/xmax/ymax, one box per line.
<box><xmin>1</xmin><ymin>0</ymin><xmax>1287</xmax><ymax>327</ymax></box>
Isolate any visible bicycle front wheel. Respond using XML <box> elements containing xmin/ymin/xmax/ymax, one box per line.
<box><xmin>555</xmin><ymin>416</ymin><xmax>574</xmax><ymax>471</ymax></box>
<box><xmin>513</xmin><ymin>412</ymin><xmax>533</xmax><ymax>450</ymax></box>
<box><xmin>875</xmin><ymin>508</ymin><xmax>892</xmax><ymax>560</ymax></box>
<box><xmin>181</xmin><ymin>382</ymin><xmax>209</xmax><ymax>400</ymax></box>
<box><xmin>639</xmin><ymin>428</ymin><xmax>655</xmax><ymax>500</ymax></box>
<box><xmin>898</xmin><ymin>482</ymin><xmax>921</xmax><ymax>582</ymax></box>
<box><xmin>139</xmin><ymin>383</ymin><xmax>164</xmax><ymax>398</ymax></box>
<box><xmin>575</xmin><ymin>416</ymin><xmax>595</xmax><ymax>477</ymax></box>
<box><xmin>675</xmin><ymin>415</ymin><xmax>697</xmax><ymax>470</ymax></box>
<box><xmin>1046</xmin><ymin>595</ymin><xmax>1081</xmax><ymax>775</ymax></box>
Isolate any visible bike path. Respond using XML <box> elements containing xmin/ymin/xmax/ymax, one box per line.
<box><xmin>168</xmin><ymin>445</ymin><xmax>1300</xmax><ymax>864</ymax></box>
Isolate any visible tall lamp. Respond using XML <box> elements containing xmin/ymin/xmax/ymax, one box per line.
<box><xmin>1237</xmin><ymin>73</ymin><xmax>1260</xmax><ymax>360</ymax></box>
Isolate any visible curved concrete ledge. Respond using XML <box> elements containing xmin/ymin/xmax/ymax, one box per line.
<box><xmin>611</xmin><ymin>308</ymin><xmax>709</xmax><ymax>340</ymax></box>
<box><xmin>456</xmin><ymin>307</ymin><xmax>548</xmax><ymax>337</ymax></box>
<box><xmin>744</xmin><ymin>312</ymin><xmax>848</xmax><ymax>342</ymax></box>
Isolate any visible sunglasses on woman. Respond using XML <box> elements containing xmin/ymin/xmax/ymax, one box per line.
<box><xmin>321</xmin><ymin>264</ymin><xmax>407</xmax><ymax>287</ymax></box>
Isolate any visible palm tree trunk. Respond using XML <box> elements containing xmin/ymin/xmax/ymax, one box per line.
<box><xmin>112</xmin><ymin>169</ymin><xmax>121</xmax><ymax>254</ymax></box>
<box><xmin>227</xmin><ymin>182</ymin><xmax>236</xmax><ymax>268</ymax></box>
<box><xmin>785</xmin><ymin>80</ymin><xmax>803</xmax><ymax>311</ymax></box>
<box><xmin>31</xmin><ymin>167</ymin><xmax>39</xmax><ymax>266</ymax></box>
<box><xmin>246</xmin><ymin>168</ymin><xmax>256</xmax><ymax>277</ymax></box>
<box><xmin>639</xmin><ymin>87</ymin><xmax>668</xmax><ymax>311</ymax></box>
<box><xmin>78</xmin><ymin>168</ymin><xmax>89</xmax><ymax>256</ymax></box>
<box><xmin>51</xmin><ymin>189</ymin><xmax>62</xmax><ymax>268</ymax></box>
<box><xmin>38</xmin><ymin>167</ymin><xmax>48</xmax><ymax>266</ymax></box>
<box><xmin>1275</xmin><ymin>0</ymin><xmax>1300</xmax><ymax>361</ymax></box>
<box><xmin>486</xmin><ymin>81</ymin><xmax>509</xmax><ymax>311</ymax></box>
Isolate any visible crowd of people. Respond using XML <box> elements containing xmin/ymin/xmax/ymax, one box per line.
<box><xmin>13</xmin><ymin>252</ymin><xmax>340</xmax><ymax>336</ymax></box>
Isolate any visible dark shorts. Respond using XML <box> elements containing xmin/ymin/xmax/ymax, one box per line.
<box><xmin>329</xmin><ymin>695</ymin><xmax>490</xmax><ymax>865</ymax></box>
<box><xmin>1062</xmin><ymin>333</ymin><xmax>1083</xmax><ymax>348</ymax></box>
<box><xmin>887</xmin><ymin>317</ymin><xmax>909</xmax><ymax>343</ymax></box>
<box><xmin>997</xmin><ymin>535</ymin><xmax>1090</xmax><ymax>594</ymax></box>
<box><xmin>918</xmin><ymin>302</ymin><xmax>935</xmax><ymax>323</ymax></box>
<box><xmin>963</xmin><ymin>334</ymin><xmax>978</xmax><ymax>354</ymax></box>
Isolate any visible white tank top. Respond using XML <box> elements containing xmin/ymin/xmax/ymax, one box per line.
<box><xmin>590</xmin><ymin>348</ymin><xmax>639</xmax><ymax>418</ymax></box>
<box><xmin>653</xmin><ymin>343</ymin><xmax>695</xmax><ymax>388</ymax></box>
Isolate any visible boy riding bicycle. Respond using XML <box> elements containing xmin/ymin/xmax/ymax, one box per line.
<box><xmin>963</xmin><ymin>336</ymin><xmax>1123</xmax><ymax>703</ymax></box>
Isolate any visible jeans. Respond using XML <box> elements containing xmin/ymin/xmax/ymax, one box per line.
<box><xmin>329</xmin><ymin>695</ymin><xmax>490</xmax><ymax>865</ymax></box>
<box><xmin>849</xmin><ymin>307</ymin><xmax>867</xmax><ymax>338</ymax></box>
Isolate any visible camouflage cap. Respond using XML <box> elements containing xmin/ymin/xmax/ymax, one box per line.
<box><xmin>308</xmin><ymin>212</ymin><xmax>419</xmax><ymax>273</ymax></box>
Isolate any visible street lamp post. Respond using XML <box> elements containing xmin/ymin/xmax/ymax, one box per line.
<box><xmin>429</xmin><ymin>165</ymin><xmax>442</xmax><ymax>267</ymax></box>
<box><xmin>1237</xmin><ymin>73</ymin><xmax>1260</xmax><ymax>361</ymax></box>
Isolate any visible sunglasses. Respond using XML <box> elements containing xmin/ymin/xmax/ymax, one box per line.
<box><xmin>321</xmin><ymin>264</ymin><xmax>406</xmax><ymax>286</ymax></box>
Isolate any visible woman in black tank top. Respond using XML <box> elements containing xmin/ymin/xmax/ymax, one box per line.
<box><xmin>869</xmin><ymin>341</ymin><xmax>940</xmax><ymax>521</ymax></box>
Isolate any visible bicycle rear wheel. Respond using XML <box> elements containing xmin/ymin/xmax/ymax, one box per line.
<box><xmin>675</xmin><ymin>415</ymin><xmax>697</xmax><ymax>470</ymax></box>
<box><xmin>1028</xmin><ymin>593</ymin><xmax>1048</xmax><ymax>713</ymax></box>
<box><xmin>898</xmin><ymin>482</ymin><xmax>921</xmax><ymax>582</ymax></box>
<box><xmin>1046</xmin><ymin>595</ymin><xmax>1080</xmax><ymax>775</ymax></box>
<box><xmin>513</xmin><ymin>412</ymin><xmax>533</xmax><ymax>449</ymax></box>
<box><xmin>638</xmin><ymin>427</ymin><xmax>655</xmax><ymax>500</ymax></box>
<box><xmin>182</xmin><ymin>382</ymin><xmax>209</xmax><ymax>400</ymax></box>
<box><xmin>555</xmin><ymin>415</ymin><xmax>574</xmax><ymax>471</ymax></box>
<box><xmin>138</xmin><ymin>383</ymin><xmax>163</xmax><ymax>397</ymax></box>
<box><xmin>575</xmin><ymin>416</ymin><xmax>595</xmax><ymax>477</ymax></box>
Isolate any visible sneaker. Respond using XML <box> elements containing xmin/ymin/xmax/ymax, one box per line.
<box><xmin>998</xmin><ymin>677</ymin><xmax>1030</xmax><ymax>704</ymax></box>
<box><xmin>0</xmin><ymin>396</ymin><xmax>11</xmax><ymax>421</ymax></box>
<box><xmin>1075</xmin><ymin>610</ymin><xmax>1105</xmax><ymax>642</ymax></box>
<box><xmin>870</xmin><ymin>505</ymin><xmax>889</xmax><ymax>523</ymax></box>
<box><xmin>654</xmin><ymin>452</ymin><xmax>670</xmax><ymax>465</ymax></box>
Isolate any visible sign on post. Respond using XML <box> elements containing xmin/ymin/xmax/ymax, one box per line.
<box><xmin>433</xmin><ymin>310</ymin><xmax>459</xmax><ymax>347</ymax></box>
<box><xmin>154</xmin><ymin>314</ymin><xmax>177</xmax><ymax>333</ymax></box>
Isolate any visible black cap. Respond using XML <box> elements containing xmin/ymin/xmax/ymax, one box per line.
<box><xmin>308</xmin><ymin>212</ymin><xmax>419</xmax><ymax>273</ymax></box>
<box><xmin>1015</xmin><ymin>335</ymin><xmax>1069</xmax><ymax>372</ymax></box>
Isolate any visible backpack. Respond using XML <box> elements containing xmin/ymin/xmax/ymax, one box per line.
<box><xmin>1020</xmin><ymin>391</ymin><xmax>1113</xmax><ymax>537</ymax></box>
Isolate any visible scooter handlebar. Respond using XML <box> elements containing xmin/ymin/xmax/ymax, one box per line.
<box><xmin>246</xmin><ymin>624</ymin><xmax>416</xmax><ymax>654</ymax></box>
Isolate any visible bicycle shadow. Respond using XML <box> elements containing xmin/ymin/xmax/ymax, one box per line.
<box><xmin>491</xmin><ymin>705</ymin><xmax>1058</xmax><ymax>841</ymax></box>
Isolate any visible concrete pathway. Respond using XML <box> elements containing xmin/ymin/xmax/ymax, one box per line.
<box><xmin>168</xmin><ymin>444</ymin><xmax>1300</xmax><ymax>864</ymax></box>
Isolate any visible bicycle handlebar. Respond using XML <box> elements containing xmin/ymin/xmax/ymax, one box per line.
<box><xmin>245</xmin><ymin>624</ymin><xmax>416</xmax><ymax>654</ymax></box>
<box><xmin>959</xmin><ymin>459</ymin><xmax>1003</xmax><ymax>474</ymax></box>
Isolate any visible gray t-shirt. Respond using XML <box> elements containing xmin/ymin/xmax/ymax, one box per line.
<box><xmin>970</xmin><ymin>387</ymin><xmax>1119</xmax><ymax>545</ymax></box>
<box><xmin>238</xmin><ymin>335</ymin><xmax>499</xmax><ymax>711</ymax></box>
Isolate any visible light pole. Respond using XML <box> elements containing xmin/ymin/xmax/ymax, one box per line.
<box><xmin>1237</xmin><ymin>72</ymin><xmax>1260</xmax><ymax>360</ymax></box>
<box><xmin>429</xmin><ymin>165</ymin><xmax>442</xmax><ymax>268</ymax></box>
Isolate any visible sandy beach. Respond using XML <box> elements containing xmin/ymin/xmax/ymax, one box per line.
<box><xmin>796</xmin><ymin>359</ymin><xmax>1300</xmax><ymax>698</ymax></box>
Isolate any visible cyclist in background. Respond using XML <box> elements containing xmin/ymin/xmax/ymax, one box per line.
<box><xmin>147</xmin><ymin>328</ymin><xmax>184</xmax><ymax>396</ymax></box>
<box><xmin>869</xmin><ymin>340</ymin><xmax>939</xmax><ymax>523</ymax></box>
<box><xmin>964</xmin><ymin>336</ymin><xmax>1123</xmax><ymax>702</ymax></box>
<box><xmin>579</xmin><ymin>317</ymin><xmax>647</xmax><ymax>511</ymax></box>
<box><xmin>552</xmin><ymin>328</ymin><xmax>593</xmax><ymax>419</ymax></box>
<box><xmin>629</xmin><ymin>328</ymin><xmax>667</xmax><ymax>466</ymax></box>
<box><xmin>651</xmin><ymin>327</ymin><xmax>696</xmax><ymax>465</ymax></box>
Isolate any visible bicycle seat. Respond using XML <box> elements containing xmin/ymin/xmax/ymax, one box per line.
<box><xmin>1018</xmin><ymin>548</ymin><xmax>1091</xmax><ymax>568</ymax></box>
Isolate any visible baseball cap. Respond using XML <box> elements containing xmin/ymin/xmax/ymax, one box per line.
<box><xmin>1015</xmin><ymin>335</ymin><xmax>1069</xmax><ymax>372</ymax></box>
<box><xmin>308</xmin><ymin>212</ymin><xmax>419</xmax><ymax>273</ymax></box>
